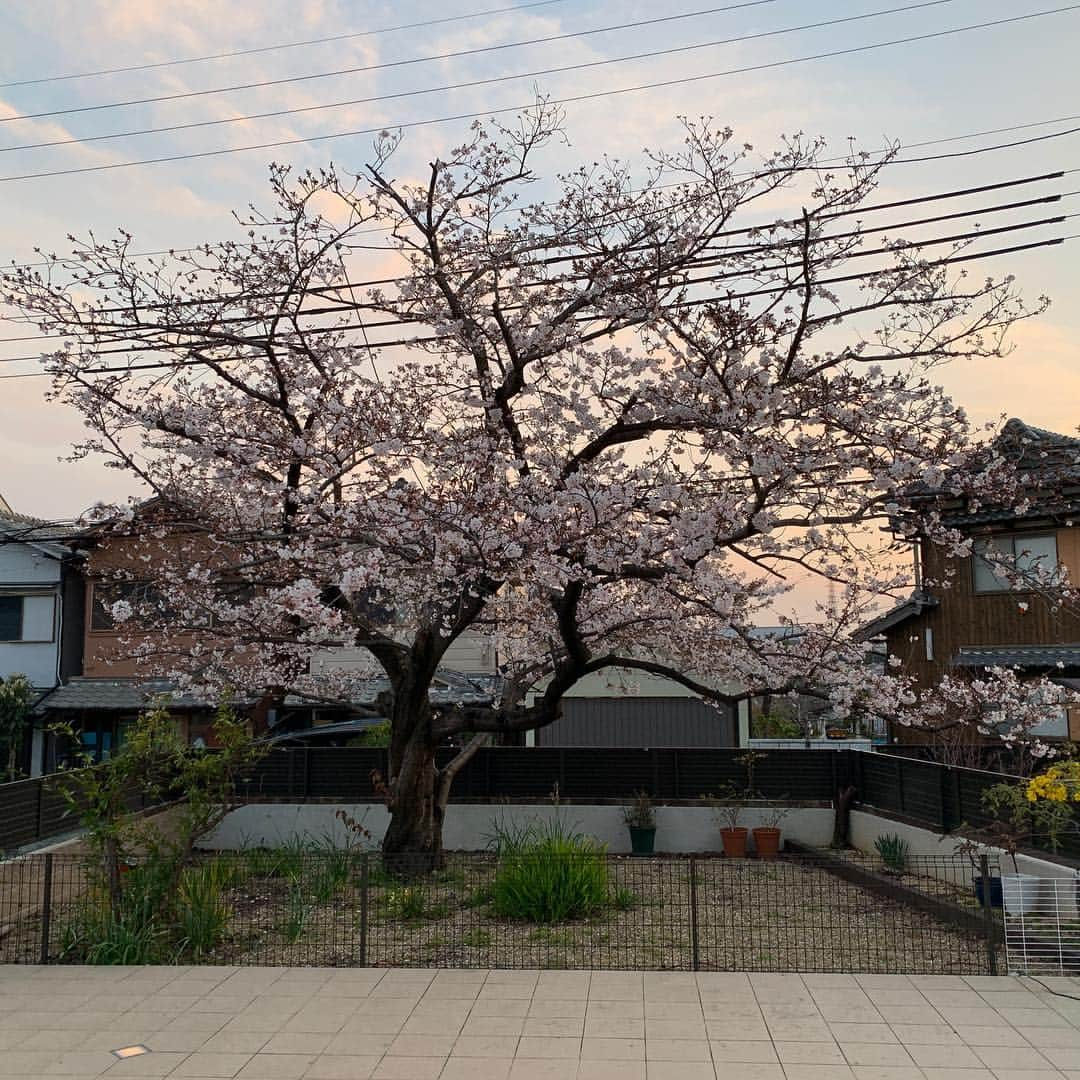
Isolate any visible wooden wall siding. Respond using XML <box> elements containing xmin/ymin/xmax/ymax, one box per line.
<box><xmin>886</xmin><ymin>529</ymin><xmax>1080</xmax><ymax>741</ymax></box>
<box><xmin>537</xmin><ymin>697</ymin><xmax>736</xmax><ymax>748</ymax></box>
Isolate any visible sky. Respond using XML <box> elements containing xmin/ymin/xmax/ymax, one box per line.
<box><xmin>0</xmin><ymin>0</ymin><xmax>1077</xmax><ymax>540</ymax></box>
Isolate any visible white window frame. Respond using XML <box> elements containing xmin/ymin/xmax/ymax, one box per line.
<box><xmin>972</xmin><ymin>532</ymin><xmax>1059</xmax><ymax>594</ymax></box>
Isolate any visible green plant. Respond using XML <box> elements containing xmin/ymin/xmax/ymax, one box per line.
<box><xmin>491</xmin><ymin>820</ymin><xmax>609</xmax><ymax>923</ymax></box>
<box><xmin>383</xmin><ymin>885</ymin><xmax>436</xmax><ymax>921</ymax></box>
<box><xmin>0</xmin><ymin>674</ymin><xmax>32</xmax><ymax>781</ymax></box>
<box><xmin>283</xmin><ymin>883</ymin><xmax>312</xmax><ymax>943</ymax></box>
<box><xmin>610</xmin><ymin>886</ymin><xmax>637</xmax><ymax>911</ymax></box>
<box><xmin>705</xmin><ymin>783</ymin><xmax>744</xmax><ymax>830</ymax></box>
<box><xmin>874</xmin><ymin>834</ymin><xmax>910</xmax><ymax>875</ymax></box>
<box><xmin>750</xmin><ymin>710</ymin><xmax>803</xmax><ymax>740</ymax></box>
<box><xmin>345</xmin><ymin>718</ymin><xmax>391</xmax><ymax>747</ymax></box>
<box><xmin>621</xmin><ymin>791</ymin><xmax>656</xmax><ymax>830</ymax></box>
<box><xmin>462</xmin><ymin>928</ymin><xmax>492</xmax><ymax>948</ymax></box>
<box><xmin>175</xmin><ymin>861</ymin><xmax>233</xmax><ymax>959</ymax></box>
<box><xmin>308</xmin><ymin>843</ymin><xmax>355</xmax><ymax>902</ymax></box>
<box><xmin>955</xmin><ymin>778</ymin><xmax>1076</xmax><ymax>870</ymax></box>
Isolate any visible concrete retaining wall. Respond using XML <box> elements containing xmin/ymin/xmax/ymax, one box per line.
<box><xmin>199</xmin><ymin>802</ymin><xmax>835</xmax><ymax>854</ymax></box>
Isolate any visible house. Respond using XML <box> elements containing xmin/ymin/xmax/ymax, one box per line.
<box><xmin>856</xmin><ymin>418</ymin><xmax>1080</xmax><ymax>742</ymax></box>
<box><xmin>0</xmin><ymin>493</ymin><xmax>85</xmax><ymax>775</ymax></box>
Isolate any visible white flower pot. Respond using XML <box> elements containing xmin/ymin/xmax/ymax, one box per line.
<box><xmin>1001</xmin><ymin>874</ymin><xmax>1042</xmax><ymax>915</ymax></box>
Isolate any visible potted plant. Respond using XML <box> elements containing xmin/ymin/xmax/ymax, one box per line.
<box><xmin>751</xmin><ymin>803</ymin><xmax>790</xmax><ymax>860</ymax></box>
<box><xmin>622</xmin><ymin>791</ymin><xmax>657</xmax><ymax>855</ymax></box>
<box><xmin>708</xmin><ymin>783</ymin><xmax>747</xmax><ymax>858</ymax></box>
<box><xmin>954</xmin><ymin>776</ymin><xmax>1074</xmax><ymax>913</ymax></box>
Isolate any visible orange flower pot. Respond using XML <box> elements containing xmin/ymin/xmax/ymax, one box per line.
<box><xmin>720</xmin><ymin>827</ymin><xmax>748</xmax><ymax>858</ymax></box>
<box><xmin>753</xmin><ymin>827</ymin><xmax>781</xmax><ymax>860</ymax></box>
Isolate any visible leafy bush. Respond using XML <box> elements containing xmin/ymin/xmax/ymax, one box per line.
<box><xmin>490</xmin><ymin>820</ymin><xmax>609</xmax><ymax>923</ymax></box>
<box><xmin>874</xmin><ymin>834</ymin><xmax>910</xmax><ymax>875</ymax></box>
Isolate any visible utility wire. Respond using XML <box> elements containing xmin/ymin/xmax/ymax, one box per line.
<box><xmin>0</xmin><ymin>1</ymin><xmax>575</xmax><ymax>89</ymax></box>
<box><xmin>6</xmin><ymin>117</ymin><xmax>1078</xmax><ymax>268</ymax></box>
<box><xmin>0</xmin><ymin>0</ymin><xmax>962</xmax><ymax>146</ymax></box>
<box><xmin>1</xmin><ymin>170</ymin><xmax>1066</xmax><ymax>331</ymax></box>
<box><xmin>1</xmin><ymin>0</ymin><xmax>791</xmax><ymax>122</ymax></box>
<box><xmin>0</xmin><ymin>222</ymin><xmax>1068</xmax><ymax>373</ymax></box>
<box><xmin>1</xmin><ymin>6</ymin><xmax>1077</xmax><ymax>183</ymax></box>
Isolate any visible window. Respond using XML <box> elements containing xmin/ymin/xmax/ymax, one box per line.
<box><xmin>0</xmin><ymin>597</ymin><xmax>21</xmax><ymax>641</ymax></box>
<box><xmin>0</xmin><ymin>594</ymin><xmax>55</xmax><ymax>642</ymax></box>
<box><xmin>973</xmin><ymin>533</ymin><xmax>1059</xmax><ymax>593</ymax></box>
<box><xmin>1030</xmin><ymin>708</ymin><xmax>1069</xmax><ymax>740</ymax></box>
<box><xmin>90</xmin><ymin>582</ymin><xmax>171</xmax><ymax>631</ymax></box>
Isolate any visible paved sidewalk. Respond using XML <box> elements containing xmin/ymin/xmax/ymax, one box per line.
<box><xmin>1</xmin><ymin>967</ymin><xmax>1080</xmax><ymax>1079</ymax></box>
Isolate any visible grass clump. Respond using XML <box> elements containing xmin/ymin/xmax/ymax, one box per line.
<box><xmin>874</xmin><ymin>833</ymin><xmax>910</xmax><ymax>875</ymax></box>
<box><xmin>490</xmin><ymin>819</ymin><xmax>609</xmax><ymax>923</ymax></box>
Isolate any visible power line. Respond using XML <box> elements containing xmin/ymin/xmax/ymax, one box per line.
<box><xmin>1</xmin><ymin>0</ymin><xmax>788</xmax><ymax>123</ymax></box>
<box><xmin>5</xmin><ymin>116</ymin><xmax>1078</xmax><ymax>269</ymax></box>
<box><xmin>1</xmin><ymin>6</ymin><xmax>1077</xmax><ymax>183</ymax></box>
<box><xmin>0</xmin><ymin>0</ymin><xmax>960</xmax><ymax>141</ymax></box>
<box><xmin>2</xmin><ymin>171</ymin><xmax>1065</xmax><ymax>333</ymax></box>
<box><xmin>0</xmin><ymin>1</ymin><xmax>574</xmax><ymax>89</ymax></box>
<box><xmin>0</xmin><ymin>218</ymin><xmax>1069</xmax><ymax>374</ymax></box>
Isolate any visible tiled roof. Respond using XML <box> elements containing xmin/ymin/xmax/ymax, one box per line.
<box><xmin>35</xmin><ymin>671</ymin><xmax>502</xmax><ymax>714</ymax></box>
<box><xmin>853</xmin><ymin>592</ymin><xmax>938</xmax><ymax>642</ymax></box>
<box><xmin>952</xmin><ymin>644</ymin><xmax>1080</xmax><ymax>670</ymax></box>
<box><xmin>902</xmin><ymin>418</ymin><xmax>1080</xmax><ymax>529</ymax></box>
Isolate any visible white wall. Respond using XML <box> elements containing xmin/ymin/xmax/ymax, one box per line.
<box><xmin>199</xmin><ymin>802</ymin><xmax>834</xmax><ymax>853</ymax></box>
<box><xmin>0</xmin><ymin>541</ymin><xmax>62</xmax><ymax>690</ymax></box>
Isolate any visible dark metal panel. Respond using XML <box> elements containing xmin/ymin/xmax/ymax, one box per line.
<box><xmin>539</xmin><ymin>697</ymin><xmax>736</xmax><ymax>748</ymax></box>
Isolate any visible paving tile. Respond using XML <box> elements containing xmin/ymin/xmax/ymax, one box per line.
<box><xmin>645</xmin><ymin>1018</ymin><xmax>706</xmax><ymax>1039</ymax></box>
<box><xmin>991</xmin><ymin>1072</ymin><xmax>1070</xmax><ymax>1080</ymax></box>
<box><xmin>1019</xmin><ymin>1030</ymin><xmax>1080</xmax><ymax>1049</ymax></box>
<box><xmin>170</xmin><ymin>1053</ymin><xmax>254</xmax><ymax>1077</ymax></box>
<box><xmin>708</xmin><ymin>1040</ymin><xmax>780</xmax><ymax>1063</ymax></box>
<box><xmin>40</xmin><ymin>1050</ymin><xmax>121</xmax><ymax>1075</ymax></box>
<box><xmin>644</xmin><ymin>1063</ymin><xmax>716</xmax><ymax>1080</ymax></box>
<box><xmin>586</xmin><ymin>1000</ymin><xmax>644</xmax><ymax>1019</ymax></box>
<box><xmin>849</xmin><ymin>1069</ymin><xmax>924</xmax><ymax>1080</ymax></box>
<box><xmin>998</xmin><ymin>1010</ymin><xmax>1072</xmax><ymax>1029</ymax></box>
<box><xmin>584</xmin><ymin>1017</ymin><xmax>644</xmax><ymax>1038</ymax></box>
<box><xmin>774</xmin><ymin>1041</ymin><xmax>847</xmax><ymax>1065</ymax></box>
<box><xmin>955</xmin><ymin>1027</ymin><xmax>1037</xmax><ymax>1048</ymax></box>
<box><xmin>452</xmin><ymin>1036</ymin><xmax>522</xmax><ymax>1058</ymax></box>
<box><xmin>644</xmin><ymin>1037</ymin><xmax>710</xmax><ymax>1061</ymax></box>
<box><xmin>300</xmin><ymin>1055</ymin><xmax>379</xmax><ymax>1079</ymax></box>
<box><xmin>906</xmin><ymin>1043</ymin><xmax>985</xmax><ymax>1069</ymax></box>
<box><xmin>370</xmin><ymin>1057</ymin><xmax>446</xmax><ymax>1080</ymax></box>
<box><xmin>705</xmin><ymin>1018</ymin><xmax>771</xmax><ymax>1041</ymax></box>
<box><xmin>645</xmin><ymin>1001</ymin><xmax>704</xmax><ymax>1020</ymax></box>
<box><xmin>461</xmin><ymin>1016</ymin><xmax>525</xmax><ymax>1037</ymax></box>
<box><xmin>877</xmin><ymin>1006</ymin><xmax>945</xmax><ymax>1025</ymax></box>
<box><xmin>580</xmin><ymin>1037</ymin><xmax>645</xmax><ymax>1060</ymax></box>
<box><xmin>473</xmin><ymin>999</ymin><xmax>532</xmax><ymax>1019</ymax></box>
<box><xmin>1045</xmin><ymin>1048</ymin><xmax>1080</xmax><ymax>1069</ymax></box>
<box><xmin>781</xmin><ymin>1066</ymin><xmax>855</xmax><ymax>1080</ymax></box>
<box><xmin>577</xmin><ymin>1064</ymin><xmax>647</xmax><ymax>1080</ymax></box>
<box><xmin>106</xmin><ymin>1052</ymin><xmax>193</xmax><ymax>1077</ymax></box>
<box><xmin>888</xmin><ymin>1025</ymin><xmax>962</xmax><ymax>1046</ymax></box>
<box><xmin>841</xmin><ymin>1044</ymin><xmax>917</xmax><ymax>1068</ymax></box>
<box><xmin>520</xmin><ymin>1018</ymin><xmax>582</xmax><ymax>1038</ymax></box>
<box><xmin>437</xmin><ymin>1059</ymin><xmax>513</xmax><ymax>1080</ymax></box>
<box><xmin>533</xmin><ymin>974</ymin><xmax>589</xmax><ymax>1000</ymax></box>
<box><xmin>706</xmin><ymin>1067</ymin><xmax>783</xmax><ymax>1080</ymax></box>
<box><xmin>971</xmin><ymin>1045</ymin><xmax>1057</xmax><ymax>1070</ymax></box>
<box><xmin>507</xmin><ymin>1062</ymin><xmax>577</xmax><ymax>1080</ymax></box>
<box><xmin>831</xmin><ymin>1023</ymin><xmax>900</xmax><ymax>1045</ymax></box>
<box><xmin>235</xmin><ymin>1054</ymin><xmax>315</xmax><ymax>1080</ymax></box>
<box><xmin>387</xmin><ymin>1035</ymin><xmax>456</xmax><ymax>1058</ymax></box>
<box><xmin>323</xmin><ymin>1033</ymin><xmax>396</xmax><ymax>1057</ymax></box>
<box><xmin>765</xmin><ymin>1018</ymin><xmax>834</xmax><ymax>1042</ymax></box>
<box><xmin>260</xmin><ymin>1035</ymin><xmax>332</xmax><ymax>1055</ymax></box>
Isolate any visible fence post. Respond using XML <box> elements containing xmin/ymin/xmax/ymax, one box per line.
<box><xmin>979</xmin><ymin>854</ymin><xmax>999</xmax><ymax>976</ymax></box>
<box><xmin>34</xmin><ymin>779</ymin><xmax>44</xmax><ymax>841</ymax></box>
<box><xmin>688</xmin><ymin>855</ymin><xmax>700</xmax><ymax>972</ymax></box>
<box><xmin>358</xmin><ymin>853</ymin><xmax>370</xmax><ymax>967</ymax></box>
<box><xmin>39</xmin><ymin>853</ymin><xmax>54</xmax><ymax>965</ymax></box>
<box><xmin>303</xmin><ymin>747</ymin><xmax>312</xmax><ymax>798</ymax></box>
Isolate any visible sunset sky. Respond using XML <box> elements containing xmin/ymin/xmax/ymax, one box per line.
<box><xmin>1</xmin><ymin>0</ymin><xmax>1077</xmax><ymax>533</ymax></box>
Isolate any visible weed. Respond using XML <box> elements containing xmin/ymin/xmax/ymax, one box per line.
<box><xmin>283</xmin><ymin>882</ymin><xmax>312</xmax><ymax>943</ymax></box>
<box><xmin>174</xmin><ymin>860</ymin><xmax>232</xmax><ymax>959</ymax></box>
<box><xmin>874</xmin><ymin>834</ymin><xmax>911</xmax><ymax>875</ymax></box>
<box><xmin>491</xmin><ymin>820</ymin><xmax>609</xmax><ymax>923</ymax></box>
<box><xmin>610</xmin><ymin>887</ymin><xmax>637</xmax><ymax>911</ymax></box>
<box><xmin>462</xmin><ymin>928</ymin><xmax>492</xmax><ymax>948</ymax></box>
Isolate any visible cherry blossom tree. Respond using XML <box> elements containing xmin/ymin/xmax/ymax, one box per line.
<box><xmin>4</xmin><ymin>107</ymin><xmax>1072</xmax><ymax>865</ymax></box>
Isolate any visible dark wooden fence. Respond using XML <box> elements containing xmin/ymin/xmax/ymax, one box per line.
<box><xmin>240</xmin><ymin>746</ymin><xmax>840</xmax><ymax>802</ymax></box>
<box><xmin>0</xmin><ymin>745</ymin><xmax>1061</xmax><ymax>857</ymax></box>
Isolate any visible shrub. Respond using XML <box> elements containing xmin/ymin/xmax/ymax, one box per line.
<box><xmin>491</xmin><ymin>820</ymin><xmax>609</xmax><ymax>923</ymax></box>
<box><xmin>283</xmin><ymin>883</ymin><xmax>312</xmax><ymax>943</ymax></box>
<box><xmin>383</xmin><ymin>885</ymin><xmax>436</xmax><ymax>921</ymax></box>
<box><xmin>874</xmin><ymin>834</ymin><xmax>910</xmax><ymax>875</ymax></box>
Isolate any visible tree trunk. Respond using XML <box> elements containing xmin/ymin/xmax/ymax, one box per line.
<box><xmin>832</xmin><ymin>784</ymin><xmax>857</xmax><ymax>849</ymax></box>
<box><xmin>381</xmin><ymin>697</ymin><xmax>443</xmax><ymax>875</ymax></box>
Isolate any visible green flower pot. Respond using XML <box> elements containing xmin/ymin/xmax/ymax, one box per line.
<box><xmin>628</xmin><ymin>826</ymin><xmax>657</xmax><ymax>855</ymax></box>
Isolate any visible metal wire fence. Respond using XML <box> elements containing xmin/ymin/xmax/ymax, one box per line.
<box><xmin>0</xmin><ymin>850</ymin><xmax>1003</xmax><ymax>974</ymax></box>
